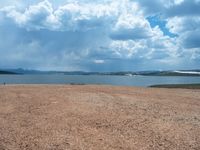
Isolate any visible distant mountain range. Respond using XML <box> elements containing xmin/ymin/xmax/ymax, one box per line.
<box><xmin>0</xmin><ymin>68</ymin><xmax>200</xmax><ymax>76</ymax></box>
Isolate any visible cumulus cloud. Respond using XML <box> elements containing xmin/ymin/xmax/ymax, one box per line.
<box><xmin>110</xmin><ymin>13</ymin><xmax>153</xmax><ymax>40</ymax></box>
<box><xmin>1</xmin><ymin>0</ymin><xmax>118</xmax><ymax>31</ymax></box>
<box><xmin>166</xmin><ymin>0</ymin><xmax>200</xmax><ymax>17</ymax></box>
<box><xmin>0</xmin><ymin>0</ymin><xmax>199</xmax><ymax>71</ymax></box>
<box><xmin>166</xmin><ymin>15</ymin><xmax>200</xmax><ymax>49</ymax></box>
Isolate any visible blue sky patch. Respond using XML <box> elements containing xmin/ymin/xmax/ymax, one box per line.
<box><xmin>147</xmin><ymin>15</ymin><xmax>177</xmax><ymax>37</ymax></box>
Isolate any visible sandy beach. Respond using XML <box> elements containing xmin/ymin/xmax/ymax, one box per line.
<box><xmin>0</xmin><ymin>85</ymin><xmax>200</xmax><ymax>150</ymax></box>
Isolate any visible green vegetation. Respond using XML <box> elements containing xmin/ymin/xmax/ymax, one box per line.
<box><xmin>143</xmin><ymin>72</ymin><xmax>200</xmax><ymax>76</ymax></box>
<box><xmin>0</xmin><ymin>70</ymin><xmax>17</xmax><ymax>74</ymax></box>
<box><xmin>150</xmin><ymin>84</ymin><xmax>200</xmax><ymax>89</ymax></box>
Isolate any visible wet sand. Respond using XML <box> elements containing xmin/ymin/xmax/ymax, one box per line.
<box><xmin>0</xmin><ymin>85</ymin><xmax>200</xmax><ymax>150</ymax></box>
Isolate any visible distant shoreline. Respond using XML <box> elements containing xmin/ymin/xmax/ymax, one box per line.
<box><xmin>0</xmin><ymin>71</ymin><xmax>18</xmax><ymax>75</ymax></box>
<box><xmin>149</xmin><ymin>83</ymin><xmax>200</xmax><ymax>89</ymax></box>
<box><xmin>1</xmin><ymin>83</ymin><xmax>200</xmax><ymax>89</ymax></box>
<box><xmin>1</xmin><ymin>69</ymin><xmax>200</xmax><ymax>76</ymax></box>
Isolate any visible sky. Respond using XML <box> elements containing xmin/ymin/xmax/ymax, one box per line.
<box><xmin>0</xmin><ymin>0</ymin><xmax>199</xmax><ymax>71</ymax></box>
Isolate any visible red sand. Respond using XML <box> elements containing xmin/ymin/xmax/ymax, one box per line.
<box><xmin>0</xmin><ymin>85</ymin><xmax>200</xmax><ymax>149</ymax></box>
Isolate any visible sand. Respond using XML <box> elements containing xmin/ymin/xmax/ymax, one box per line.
<box><xmin>0</xmin><ymin>85</ymin><xmax>200</xmax><ymax>150</ymax></box>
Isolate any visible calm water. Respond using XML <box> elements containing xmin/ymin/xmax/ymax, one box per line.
<box><xmin>0</xmin><ymin>75</ymin><xmax>200</xmax><ymax>87</ymax></box>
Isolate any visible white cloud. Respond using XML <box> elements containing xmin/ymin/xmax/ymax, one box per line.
<box><xmin>167</xmin><ymin>16</ymin><xmax>200</xmax><ymax>49</ymax></box>
<box><xmin>1</xmin><ymin>0</ymin><xmax>61</xmax><ymax>30</ymax></box>
<box><xmin>174</xmin><ymin>0</ymin><xmax>184</xmax><ymax>5</ymax></box>
<box><xmin>1</xmin><ymin>0</ymin><xmax>120</xmax><ymax>31</ymax></box>
<box><xmin>94</xmin><ymin>59</ymin><xmax>105</xmax><ymax>64</ymax></box>
<box><xmin>167</xmin><ymin>16</ymin><xmax>200</xmax><ymax>33</ymax></box>
<box><xmin>0</xmin><ymin>0</ymin><xmax>199</xmax><ymax>71</ymax></box>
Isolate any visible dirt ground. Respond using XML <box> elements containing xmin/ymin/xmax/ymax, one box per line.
<box><xmin>0</xmin><ymin>85</ymin><xmax>200</xmax><ymax>150</ymax></box>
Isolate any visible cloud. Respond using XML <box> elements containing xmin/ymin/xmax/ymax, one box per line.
<box><xmin>1</xmin><ymin>0</ymin><xmax>59</xmax><ymax>30</ymax></box>
<box><xmin>1</xmin><ymin>0</ymin><xmax>118</xmax><ymax>31</ymax></box>
<box><xmin>110</xmin><ymin>28</ymin><xmax>151</xmax><ymax>41</ymax></box>
<box><xmin>181</xmin><ymin>30</ymin><xmax>200</xmax><ymax>48</ymax></box>
<box><xmin>110</xmin><ymin>13</ymin><xmax>152</xmax><ymax>40</ymax></box>
<box><xmin>94</xmin><ymin>59</ymin><xmax>105</xmax><ymax>64</ymax></box>
<box><xmin>166</xmin><ymin>0</ymin><xmax>200</xmax><ymax>17</ymax></box>
<box><xmin>135</xmin><ymin>0</ymin><xmax>200</xmax><ymax>17</ymax></box>
<box><xmin>0</xmin><ymin>0</ymin><xmax>199</xmax><ymax>71</ymax></box>
<box><xmin>134</xmin><ymin>0</ymin><xmax>166</xmax><ymax>15</ymax></box>
<box><xmin>166</xmin><ymin>16</ymin><xmax>200</xmax><ymax>49</ymax></box>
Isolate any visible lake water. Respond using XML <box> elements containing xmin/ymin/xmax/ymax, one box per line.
<box><xmin>0</xmin><ymin>75</ymin><xmax>200</xmax><ymax>87</ymax></box>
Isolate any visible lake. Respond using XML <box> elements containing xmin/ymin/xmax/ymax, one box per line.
<box><xmin>0</xmin><ymin>75</ymin><xmax>200</xmax><ymax>87</ymax></box>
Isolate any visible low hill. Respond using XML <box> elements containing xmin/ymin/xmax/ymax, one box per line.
<box><xmin>0</xmin><ymin>70</ymin><xmax>18</xmax><ymax>74</ymax></box>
